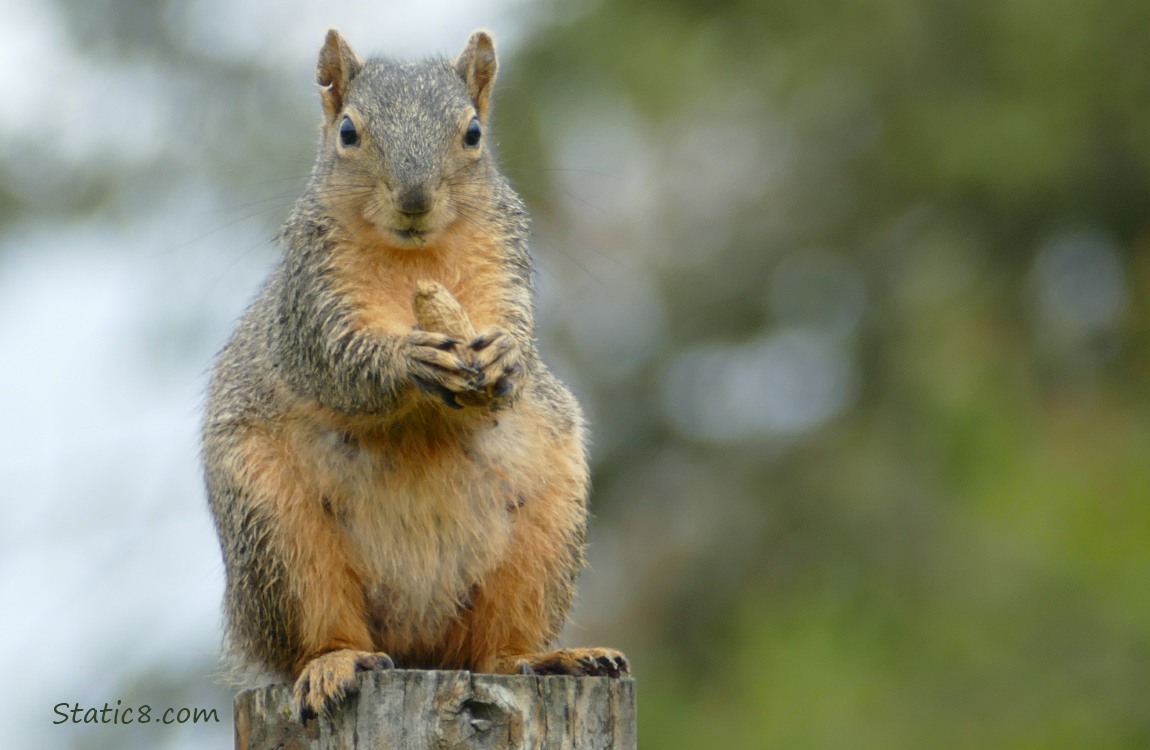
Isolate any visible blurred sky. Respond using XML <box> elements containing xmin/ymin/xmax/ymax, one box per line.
<box><xmin>0</xmin><ymin>2</ymin><xmax>541</xmax><ymax>748</ymax></box>
<box><xmin>4</xmin><ymin>0</ymin><xmax>1147</xmax><ymax>748</ymax></box>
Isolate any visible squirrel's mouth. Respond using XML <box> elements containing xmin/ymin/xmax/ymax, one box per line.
<box><xmin>379</xmin><ymin>204</ymin><xmax>448</xmax><ymax>247</ymax></box>
<box><xmin>391</xmin><ymin>227</ymin><xmax>430</xmax><ymax>246</ymax></box>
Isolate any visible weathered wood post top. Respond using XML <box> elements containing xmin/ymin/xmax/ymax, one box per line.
<box><xmin>235</xmin><ymin>669</ymin><xmax>637</xmax><ymax>750</ymax></box>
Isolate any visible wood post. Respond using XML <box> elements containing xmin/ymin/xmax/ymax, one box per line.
<box><xmin>234</xmin><ymin>669</ymin><xmax>637</xmax><ymax>750</ymax></box>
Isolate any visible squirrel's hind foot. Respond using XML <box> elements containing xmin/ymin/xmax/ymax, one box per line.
<box><xmin>503</xmin><ymin>647</ymin><xmax>630</xmax><ymax>678</ymax></box>
<box><xmin>293</xmin><ymin>649</ymin><xmax>394</xmax><ymax>721</ymax></box>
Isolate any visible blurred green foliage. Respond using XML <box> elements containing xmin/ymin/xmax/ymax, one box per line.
<box><xmin>9</xmin><ymin>0</ymin><xmax>1149</xmax><ymax>747</ymax></box>
<box><xmin>494</xmin><ymin>0</ymin><xmax>1150</xmax><ymax>747</ymax></box>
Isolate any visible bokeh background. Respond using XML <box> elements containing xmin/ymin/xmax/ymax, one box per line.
<box><xmin>3</xmin><ymin>0</ymin><xmax>1149</xmax><ymax>748</ymax></box>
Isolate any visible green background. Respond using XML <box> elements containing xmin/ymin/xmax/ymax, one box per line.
<box><xmin>2</xmin><ymin>0</ymin><xmax>1148</xmax><ymax>747</ymax></box>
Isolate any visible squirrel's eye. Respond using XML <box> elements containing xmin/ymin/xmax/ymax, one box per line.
<box><xmin>339</xmin><ymin>116</ymin><xmax>359</xmax><ymax>147</ymax></box>
<box><xmin>463</xmin><ymin>117</ymin><xmax>481</xmax><ymax>148</ymax></box>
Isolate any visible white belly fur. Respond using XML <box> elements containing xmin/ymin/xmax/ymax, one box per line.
<box><xmin>301</xmin><ymin>410</ymin><xmax>530</xmax><ymax>651</ymax></box>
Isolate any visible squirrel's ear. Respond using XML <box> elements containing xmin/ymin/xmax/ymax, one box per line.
<box><xmin>455</xmin><ymin>30</ymin><xmax>497</xmax><ymax>122</ymax></box>
<box><xmin>317</xmin><ymin>29</ymin><xmax>363</xmax><ymax>120</ymax></box>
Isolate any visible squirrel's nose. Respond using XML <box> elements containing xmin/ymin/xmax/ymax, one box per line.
<box><xmin>396</xmin><ymin>186</ymin><xmax>432</xmax><ymax>217</ymax></box>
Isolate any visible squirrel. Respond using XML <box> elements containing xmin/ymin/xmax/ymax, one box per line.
<box><xmin>200</xmin><ymin>29</ymin><xmax>628</xmax><ymax>720</ymax></box>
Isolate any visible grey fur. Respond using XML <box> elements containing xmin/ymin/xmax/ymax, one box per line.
<box><xmin>201</xmin><ymin>31</ymin><xmax>588</xmax><ymax>689</ymax></box>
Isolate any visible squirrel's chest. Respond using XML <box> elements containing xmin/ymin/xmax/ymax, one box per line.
<box><xmin>329</xmin><ymin>235</ymin><xmax>509</xmax><ymax>335</ymax></box>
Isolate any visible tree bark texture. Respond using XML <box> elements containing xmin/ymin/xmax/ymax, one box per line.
<box><xmin>234</xmin><ymin>669</ymin><xmax>637</xmax><ymax>750</ymax></box>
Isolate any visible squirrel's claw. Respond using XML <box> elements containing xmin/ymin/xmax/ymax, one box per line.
<box><xmin>405</xmin><ymin>331</ymin><xmax>477</xmax><ymax>407</ymax></box>
<box><xmin>407</xmin><ymin>329</ymin><xmax>460</xmax><ymax>350</ymax></box>
<box><xmin>467</xmin><ymin>328</ymin><xmax>514</xmax><ymax>369</ymax></box>
<box><xmin>413</xmin><ymin>376</ymin><xmax>465</xmax><ymax>409</ymax></box>
<box><xmin>501</xmin><ymin>648</ymin><xmax>630</xmax><ymax>678</ymax></box>
<box><xmin>456</xmin><ymin>327</ymin><xmax>522</xmax><ymax>407</ymax></box>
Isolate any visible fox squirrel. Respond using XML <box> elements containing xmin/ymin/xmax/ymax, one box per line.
<box><xmin>201</xmin><ymin>29</ymin><xmax>628</xmax><ymax>720</ymax></box>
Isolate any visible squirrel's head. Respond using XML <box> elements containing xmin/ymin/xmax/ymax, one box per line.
<box><xmin>312</xmin><ymin>30</ymin><xmax>500</xmax><ymax>249</ymax></box>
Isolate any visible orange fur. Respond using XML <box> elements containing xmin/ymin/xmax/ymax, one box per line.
<box><xmin>229</xmin><ymin>256</ymin><xmax>583</xmax><ymax>672</ymax></box>
<box><xmin>329</xmin><ymin>221</ymin><xmax>509</xmax><ymax>338</ymax></box>
<box><xmin>232</xmin><ymin>428</ymin><xmax>375</xmax><ymax>671</ymax></box>
<box><xmin>204</xmin><ymin>30</ymin><xmax>628</xmax><ymax>722</ymax></box>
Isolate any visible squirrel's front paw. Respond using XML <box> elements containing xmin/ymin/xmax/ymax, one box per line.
<box><xmin>456</xmin><ymin>326</ymin><xmax>524</xmax><ymax>408</ymax></box>
<box><xmin>292</xmin><ymin>649</ymin><xmax>393</xmax><ymax>721</ymax></box>
<box><xmin>404</xmin><ymin>330</ymin><xmax>475</xmax><ymax>409</ymax></box>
